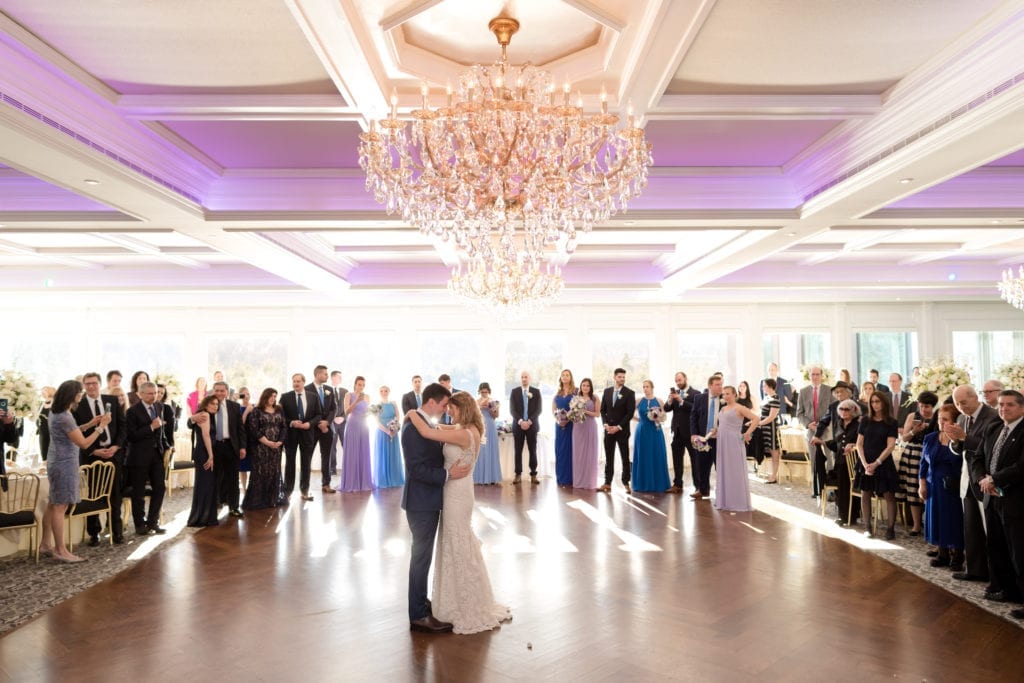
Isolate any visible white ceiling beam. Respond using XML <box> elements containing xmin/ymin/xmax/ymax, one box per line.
<box><xmin>87</xmin><ymin>232</ymin><xmax>208</xmax><ymax>269</ymax></box>
<box><xmin>651</xmin><ymin>94</ymin><xmax>882</xmax><ymax>120</ymax></box>
<box><xmin>117</xmin><ymin>95</ymin><xmax>359</xmax><ymax>121</ymax></box>
<box><xmin>0</xmin><ymin>238</ymin><xmax>99</xmax><ymax>269</ymax></box>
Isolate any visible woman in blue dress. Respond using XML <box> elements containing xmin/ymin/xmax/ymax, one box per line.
<box><xmin>919</xmin><ymin>404</ymin><xmax>965</xmax><ymax>569</ymax></box>
<box><xmin>338</xmin><ymin>376</ymin><xmax>373</xmax><ymax>492</ymax></box>
<box><xmin>372</xmin><ymin>385</ymin><xmax>404</xmax><ymax>488</ymax></box>
<box><xmin>474</xmin><ymin>383</ymin><xmax>502</xmax><ymax>484</ymax></box>
<box><xmin>631</xmin><ymin>380</ymin><xmax>671</xmax><ymax>493</ymax></box>
<box><xmin>552</xmin><ymin>369</ymin><xmax>575</xmax><ymax>487</ymax></box>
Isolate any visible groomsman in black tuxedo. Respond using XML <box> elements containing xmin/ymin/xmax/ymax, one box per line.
<box><xmin>328</xmin><ymin>370</ymin><xmax>348</xmax><ymax>482</ymax></box>
<box><xmin>280</xmin><ymin>373</ymin><xmax>321</xmax><ymax>501</ymax></box>
<box><xmin>949</xmin><ymin>384</ymin><xmax>1000</xmax><ymax>586</ymax></box>
<box><xmin>972</xmin><ymin>390</ymin><xmax>1024</xmax><ymax>615</ymax></box>
<box><xmin>74</xmin><ymin>372</ymin><xmax>127</xmax><ymax>544</ymax></box>
<box><xmin>124</xmin><ymin>382</ymin><xmax>172</xmax><ymax>535</ymax></box>
<box><xmin>402</xmin><ymin>375</ymin><xmax>423</xmax><ymax>416</ymax></box>
<box><xmin>307</xmin><ymin>365</ymin><xmax>337</xmax><ymax>494</ymax></box>
<box><xmin>599</xmin><ymin>368</ymin><xmax>636</xmax><ymax>493</ymax></box>
<box><xmin>509</xmin><ymin>370</ymin><xmax>542</xmax><ymax>484</ymax></box>
<box><xmin>191</xmin><ymin>381</ymin><xmax>245</xmax><ymax>516</ymax></box>
<box><xmin>664</xmin><ymin>371</ymin><xmax>700</xmax><ymax>493</ymax></box>
<box><xmin>690</xmin><ymin>374</ymin><xmax>723</xmax><ymax>500</ymax></box>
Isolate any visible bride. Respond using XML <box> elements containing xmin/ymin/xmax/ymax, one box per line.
<box><xmin>406</xmin><ymin>391</ymin><xmax>512</xmax><ymax>634</ymax></box>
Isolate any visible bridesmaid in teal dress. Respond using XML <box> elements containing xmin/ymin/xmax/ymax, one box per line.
<box><xmin>474</xmin><ymin>383</ymin><xmax>502</xmax><ymax>484</ymax></box>
<box><xmin>552</xmin><ymin>369</ymin><xmax>575</xmax><ymax>487</ymax></box>
<box><xmin>631</xmin><ymin>380</ymin><xmax>671</xmax><ymax>493</ymax></box>
<box><xmin>372</xmin><ymin>386</ymin><xmax>404</xmax><ymax>488</ymax></box>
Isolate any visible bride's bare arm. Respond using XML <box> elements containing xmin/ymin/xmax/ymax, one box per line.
<box><xmin>406</xmin><ymin>410</ymin><xmax>471</xmax><ymax>448</ymax></box>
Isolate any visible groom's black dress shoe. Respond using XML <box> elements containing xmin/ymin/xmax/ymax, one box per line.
<box><xmin>410</xmin><ymin>615</ymin><xmax>453</xmax><ymax>633</ymax></box>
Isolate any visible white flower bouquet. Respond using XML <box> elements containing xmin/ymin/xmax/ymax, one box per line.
<box><xmin>152</xmin><ymin>371</ymin><xmax>182</xmax><ymax>399</ymax></box>
<box><xmin>567</xmin><ymin>395</ymin><xmax>588</xmax><ymax>424</ymax></box>
<box><xmin>554</xmin><ymin>408</ymin><xmax>568</xmax><ymax>427</ymax></box>
<box><xmin>368</xmin><ymin>403</ymin><xmax>382</xmax><ymax>416</ymax></box>
<box><xmin>909</xmin><ymin>356</ymin><xmax>972</xmax><ymax>403</ymax></box>
<box><xmin>0</xmin><ymin>369</ymin><xmax>39</xmax><ymax>421</ymax></box>
<box><xmin>646</xmin><ymin>405</ymin><xmax>667</xmax><ymax>423</ymax></box>
<box><xmin>995</xmin><ymin>362</ymin><xmax>1024</xmax><ymax>391</ymax></box>
<box><xmin>387</xmin><ymin>418</ymin><xmax>400</xmax><ymax>436</ymax></box>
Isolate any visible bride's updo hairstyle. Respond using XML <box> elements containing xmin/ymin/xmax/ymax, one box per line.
<box><xmin>448</xmin><ymin>391</ymin><xmax>484</xmax><ymax>436</ymax></box>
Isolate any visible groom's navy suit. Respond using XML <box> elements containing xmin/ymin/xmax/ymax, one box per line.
<box><xmin>401</xmin><ymin>410</ymin><xmax>447</xmax><ymax>621</ymax></box>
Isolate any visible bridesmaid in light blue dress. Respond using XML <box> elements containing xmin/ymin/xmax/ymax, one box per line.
<box><xmin>474</xmin><ymin>383</ymin><xmax>502</xmax><ymax>484</ymax></box>
<box><xmin>338</xmin><ymin>376</ymin><xmax>373</xmax><ymax>492</ymax></box>
<box><xmin>631</xmin><ymin>380</ymin><xmax>671</xmax><ymax>493</ymax></box>
<box><xmin>713</xmin><ymin>386</ymin><xmax>758</xmax><ymax>512</ymax></box>
<box><xmin>552</xmin><ymin>369</ymin><xmax>575</xmax><ymax>487</ymax></box>
<box><xmin>372</xmin><ymin>386</ymin><xmax>405</xmax><ymax>488</ymax></box>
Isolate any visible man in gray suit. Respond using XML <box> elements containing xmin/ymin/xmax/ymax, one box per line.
<box><xmin>796</xmin><ymin>366</ymin><xmax>832</xmax><ymax>498</ymax></box>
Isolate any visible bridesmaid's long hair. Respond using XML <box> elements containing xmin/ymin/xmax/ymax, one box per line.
<box><xmin>558</xmin><ymin>368</ymin><xmax>576</xmax><ymax>396</ymax></box>
<box><xmin>448</xmin><ymin>391</ymin><xmax>484</xmax><ymax>443</ymax></box>
<box><xmin>579</xmin><ymin>378</ymin><xmax>594</xmax><ymax>399</ymax></box>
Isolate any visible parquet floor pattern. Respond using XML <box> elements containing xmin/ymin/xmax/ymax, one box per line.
<box><xmin>2</xmin><ymin>482</ymin><xmax>1023</xmax><ymax>682</ymax></box>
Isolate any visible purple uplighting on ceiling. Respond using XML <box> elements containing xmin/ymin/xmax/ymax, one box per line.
<box><xmin>643</xmin><ymin>119</ymin><xmax>841</xmax><ymax>167</ymax></box>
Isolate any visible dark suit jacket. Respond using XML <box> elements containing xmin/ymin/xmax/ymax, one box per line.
<box><xmin>664</xmin><ymin>387</ymin><xmax>700</xmax><ymax>436</ymax></box>
<box><xmin>211</xmin><ymin>399</ymin><xmax>245</xmax><ymax>456</ymax></box>
<box><xmin>690</xmin><ymin>390</ymin><xmax>722</xmax><ymax>439</ymax></box>
<box><xmin>973</xmin><ymin>419</ymin><xmax>1024</xmax><ymax>510</ymax></box>
<box><xmin>280</xmin><ymin>388</ymin><xmax>322</xmax><ymax>446</ymax></box>
<box><xmin>400</xmin><ymin>412</ymin><xmax>446</xmax><ymax>511</ymax></box>
<box><xmin>875</xmin><ymin>384</ymin><xmax>891</xmax><ymax>395</ymax></box>
<box><xmin>600</xmin><ymin>385</ymin><xmax>636</xmax><ymax>437</ymax></box>
<box><xmin>73</xmin><ymin>394</ymin><xmax>126</xmax><ymax>464</ymax></box>
<box><xmin>952</xmin><ymin>403</ymin><xmax>1000</xmax><ymax>501</ymax></box>
<box><xmin>401</xmin><ymin>391</ymin><xmax>420</xmax><ymax>415</ymax></box>
<box><xmin>510</xmin><ymin>386</ymin><xmax>542</xmax><ymax>431</ymax></box>
<box><xmin>125</xmin><ymin>401</ymin><xmax>172</xmax><ymax>466</ymax></box>
<box><xmin>306</xmin><ymin>382</ymin><xmax>337</xmax><ymax>427</ymax></box>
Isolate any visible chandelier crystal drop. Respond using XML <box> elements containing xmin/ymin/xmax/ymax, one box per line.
<box><xmin>448</xmin><ymin>249</ymin><xmax>564</xmax><ymax>321</ymax></box>
<box><xmin>358</xmin><ymin>16</ymin><xmax>652</xmax><ymax>261</ymax></box>
<box><xmin>998</xmin><ymin>266</ymin><xmax>1024</xmax><ymax>311</ymax></box>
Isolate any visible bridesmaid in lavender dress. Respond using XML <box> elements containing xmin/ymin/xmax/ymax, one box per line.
<box><xmin>572</xmin><ymin>378</ymin><xmax>601</xmax><ymax>489</ymax></box>
<box><xmin>338</xmin><ymin>376</ymin><xmax>373</xmax><ymax>492</ymax></box>
<box><xmin>713</xmin><ymin>386</ymin><xmax>759</xmax><ymax>512</ymax></box>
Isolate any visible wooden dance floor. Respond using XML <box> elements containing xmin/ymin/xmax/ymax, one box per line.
<box><xmin>3</xmin><ymin>482</ymin><xmax>1023</xmax><ymax>682</ymax></box>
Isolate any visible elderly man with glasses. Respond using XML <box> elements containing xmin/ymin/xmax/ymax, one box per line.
<box><xmin>981</xmin><ymin>380</ymin><xmax>1005</xmax><ymax>409</ymax></box>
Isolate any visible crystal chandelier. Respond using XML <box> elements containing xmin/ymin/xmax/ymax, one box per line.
<box><xmin>998</xmin><ymin>266</ymin><xmax>1024</xmax><ymax>311</ymax></box>
<box><xmin>358</xmin><ymin>16</ymin><xmax>652</xmax><ymax>261</ymax></box>
<box><xmin>448</xmin><ymin>248</ymin><xmax>564</xmax><ymax>320</ymax></box>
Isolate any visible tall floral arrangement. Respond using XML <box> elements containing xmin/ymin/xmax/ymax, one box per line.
<box><xmin>909</xmin><ymin>357</ymin><xmax>972</xmax><ymax>403</ymax></box>
<box><xmin>796</xmin><ymin>364</ymin><xmax>834</xmax><ymax>389</ymax></box>
<box><xmin>0</xmin><ymin>369</ymin><xmax>40</xmax><ymax>421</ymax></box>
<box><xmin>152</xmin><ymin>372</ymin><xmax>182</xmax><ymax>399</ymax></box>
<box><xmin>994</xmin><ymin>362</ymin><xmax>1024</xmax><ymax>392</ymax></box>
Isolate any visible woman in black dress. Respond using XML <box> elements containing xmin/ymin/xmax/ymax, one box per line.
<box><xmin>187</xmin><ymin>394</ymin><xmax>219</xmax><ymax>527</ymax></box>
<box><xmin>825</xmin><ymin>398</ymin><xmax>862</xmax><ymax>526</ymax></box>
<box><xmin>243</xmin><ymin>388</ymin><xmax>286</xmax><ymax>510</ymax></box>
<box><xmin>855</xmin><ymin>392</ymin><xmax>900</xmax><ymax>539</ymax></box>
<box><xmin>737</xmin><ymin>381</ymin><xmax>759</xmax><ymax>467</ymax></box>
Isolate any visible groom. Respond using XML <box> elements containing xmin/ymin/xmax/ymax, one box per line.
<box><xmin>401</xmin><ymin>382</ymin><xmax>472</xmax><ymax>633</ymax></box>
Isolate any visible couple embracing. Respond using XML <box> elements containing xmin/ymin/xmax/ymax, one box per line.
<box><xmin>402</xmin><ymin>383</ymin><xmax>511</xmax><ymax>634</ymax></box>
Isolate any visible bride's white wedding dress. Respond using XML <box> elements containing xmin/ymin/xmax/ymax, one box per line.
<box><xmin>432</xmin><ymin>433</ymin><xmax>511</xmax><ymax>634</ymax></box>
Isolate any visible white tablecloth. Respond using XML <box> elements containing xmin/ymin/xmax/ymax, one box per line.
<box><xmin>497</xmin><ymin>432</ymin><xmax>553</xmax><ymax>480</ymax></box>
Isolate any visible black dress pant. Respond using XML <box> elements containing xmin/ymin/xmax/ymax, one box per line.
<box><xmin>316</xmin><ymin>428</ymin><xmax>334</xmax><ymax>488</ymax></box>
<box><xmin>963</xmin><ymin>492</ymin><xmax>990</xmax><ymax>581</ymax></box>
<box><xmin>127</xmin><ymin>451</ymin><xmax>165</xmax><ymax>530</ymax></box>
<box><xmin>284</xmin><ymin>437</ymin><xmax>315</xmax><ymax>495</ymax></box>
<box><xmin>670</xmin><ymin>431</ymin><xmax>693</xmax><ymax>488</ymax></box>
<box><xmin>695</xmin><ymin>441</ymin><xmax>717</xmax><ymax>496</ymax></box>
<box><xmin>513</xmin><ymin>426</ymin><xmax>538</xmax><ymax>476</ymax></box>
<box><xmin>603</xmin><ymin>429</ymin><xmax>631</xmax><ymax>486</ymax></box>
<box><xmin>812</xmin><ymin>442</ymin><xmax>827</xmax><ymax>496</ymax></box>
<box><xmin>213</xmin><ymin>440</ymin><xmax>239</xmax><ymax>510</ymax></box>
<box><xmin>86</xmin><ymin>456</ymin><xmax>123</xmax><ymax>538</ymax></box>
<box><xmin>985</xmin><ymin>498</ymin><xmax>1024</xmax><ymax>601</ymax></box>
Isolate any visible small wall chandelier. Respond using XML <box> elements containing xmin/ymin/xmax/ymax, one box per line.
<box><xmin>999</xmin><ymin>266</ymin><xmax>1024</xmax><ymax>311</ymax></box>
<box><xmin>358</xmin><ymin>14</ymin><xmax>652</xmax><ymax>271</ymax></box>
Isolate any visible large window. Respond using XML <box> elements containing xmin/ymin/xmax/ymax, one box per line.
<box><xmin>675</xmin><ymin>332</ymin><xmax>739</xmax><ymax>386</ymax></box>
<box><xmin>853</xmin><ymin>332</ymin><xmax>918</xmax><ymax>385</ymax></box>
<box><xmin>590</xmin><ymin>332</ymin><xmax>651</xmax><ymax>390</ymax></box>
<box><xmin>208</xmin><ymin>335</ymin><xmax>288</xmax><ymax>397</ymax></box>
<box><xmin>419</xmin><ymin>332</ymin><xmax>482</xmax><ymax>394</ymax></box>
<box><xmin>762</xmin><ymin>332</ymin><xmax>830</xmax><ymax>381</ymax></box>
<box><xmin>953</xmin><ymin>330</ymin><xmax>1024</xmax><ymax>384</ymax></box>
<box><xmin>503</xmin><ymin>332</ymin><xmax>566</xmax><ymax>423</ymax></box>
<box><xmin>0</xmin><ymin>336</ymin><xmax>74</xmax><ymax>388</ymax></box>
<box><xmin>98</xmin><ymin>334</ymin><xmax>185</xmax><ymax>383</ymax></box>
<box><xmin>307</xmin><ymin>334</ymin><xmax>395</xmax><ymax>397</ymax></box>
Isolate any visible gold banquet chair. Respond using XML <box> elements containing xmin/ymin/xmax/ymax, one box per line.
<box><xmin>0</xmin><ymin>473</ymin><xmax>41</xmax><ymax>562</ymax></box>
<box><xmin>165</xmin><ymin>446</ymin><xmax>194</xmax><ymax>496</ymax></box>
<box><xmin>846</xmin><ymin>448</ymin><xmax>888</xmax><ymax>530</ymax></box>
<box><xmin>67</xmin><ymin>461</ymin><xmax>115</xmax><ymax>551</ymax></box>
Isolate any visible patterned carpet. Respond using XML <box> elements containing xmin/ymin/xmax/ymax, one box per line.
<box><xmin>3</xmin><ymin>468</ymin><xmax>1021</xmax><ymax>636</ymax></box>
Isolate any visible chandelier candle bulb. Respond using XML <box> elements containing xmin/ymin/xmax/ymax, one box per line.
<box><xmin>389</xmin><ymin>89</ymin><xmax>398</xmax><ymax>119</ymax></box>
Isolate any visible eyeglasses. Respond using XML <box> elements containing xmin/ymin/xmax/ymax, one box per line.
<box><xmin>838</xmin><ymin>407</ymin><xmax>852</xmax><ymax>412</ymax></box>
<box><xmin>982</xmin><ymin>389</ymin><xmax>1000</xmax><ymax>394</ymax></box>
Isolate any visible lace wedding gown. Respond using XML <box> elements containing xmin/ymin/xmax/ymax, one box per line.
<box><xmin>432</xmin><ymin>433</ymin><xmax>511</xmax><ymax>634</ymax></box>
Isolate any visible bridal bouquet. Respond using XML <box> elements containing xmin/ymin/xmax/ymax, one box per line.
<box><xmin>0</xmin><ymin>369</ymin><xmax>39</xmax><ymax>420</ymax></box>
<box><xmin>910</xmin><ymin>357</ymin><xmax>972</xmax><ymax>403</ymax></box>
<box><xmin>567</xmin><ymin>395</ymin><xmax>588</xmax><ymax>424</ymax></box>
<box><xmin>387</xmin><ymin>418</ymin><xmax>400</xmax><ymax>436</ymax></box>
<box><xmin>995</xmin><ymin>361</ymin><xmax>1024</xmax><ymax>391</ymax></box>
<box><xmin>368</xmin><ymin>403</ymin><xmax>382</xmax><ymax>416</ymax></box>
<box><xmin>646</xmin><ymin>405</ymin><xmax>667</xmax><ymax>423</ymax></box>
<box><xmin>692</xmin><ymin>435</ymin><xmax>711</xmax><ymax>452</ymax></box>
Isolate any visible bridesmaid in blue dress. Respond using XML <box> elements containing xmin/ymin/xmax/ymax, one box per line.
<box><xmin>714</xmin><ymin>386</ymin><xmax>759</xmax><ymax>511</ymax></box>
<box><xmin>631</xmin><ymin>380</ymin><xmax>671</xmax><ymax>493</ymax></box>
<box><xmin>338</xmin><ymin>376</ymin><xmax>373</xmax><ymax>492</ymax></box>
<box><xmin>552</xmin><ymin>369</ymin><xmax>575</xmax><ymax>487</ymax></box>
<box><xmin>474</xmin><ymin>383</ymin><xmax>502</xmax><ymax>484</ymax></box>
<box><xmin>919</xmin><ymin>404</ymin><xmax>965</xmax><ymax>568</ymax></box>
<box><xmin>372</xmin><ymin>386</ymin><xmax>404</xmax><ymax>488</ymax></box>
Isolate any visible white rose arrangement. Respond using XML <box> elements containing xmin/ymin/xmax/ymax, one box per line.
<box><xmin>909</xmin><ymin>357</ymin><xmax>972</xmax><ymax>403</ymax></box>
<box><xmin>797</xmin><ymin>364</ymin><xmax>835</xmax><ymax>388</ymax></box>
<box><xmin>995</xmin><ymin>362</ymin><xmax>1024</xmax><ymax>392</ymax></box>
<box><xmin>0</xmin><ymin>369</ymin><xmax>40</xmax><ymax>421</ymax></box>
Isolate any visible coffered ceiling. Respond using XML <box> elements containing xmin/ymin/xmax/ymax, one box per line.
<box><xmin>0</xmin><ymin>0</ymin><xmax>1023</xmax><ymax>307</ymax></box>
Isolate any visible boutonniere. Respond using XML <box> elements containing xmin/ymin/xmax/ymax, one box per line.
<box><xmin>527</xmin><ymin>390</ymin><xmax>534</xmax><ymax>399</ymax></box>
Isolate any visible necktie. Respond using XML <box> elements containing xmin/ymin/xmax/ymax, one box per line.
<box><xmin>812</xmin><ymin>387</ymin><xmax>819</xmax><ymax>423</ymax></box>
<box><xmin>522</xmin><ymin>389</ymin><xmax>528</xmax><ymax>419</ymax></box>
<box><xmin>148</xmin><ymin>404</ymin><xmax>156</xmax><ymax>420</ymax></box>
<box><xmin>613</xmin><ymin>390</ymin><xmax>619</xmax><ymax>407</ymax></box>
<box><xmin>416</xmin><ymin>394</ymin><xmax>421</xmax><ymax>408</ymax></box>
<box><xmin>992</xmin><ymin>425</ymin><xmax>1011</xmax><ymax>471</ymax></box>
<box><xmin>706</xmin><ymin>395</ymin><xmax>715</xmax><ymax>433</ymax></box>
<box><xmin>297</xmin><ymin>393</ymin><xmax>305</xmax><ymax>421</ymax></box>
<box><xmin>964</xmin><ymin>415</ymin><xmax>973</xmax><ymax>437</ymax></box>
<box><xmin>318</xmin><ymin>385</ymin><xmax>325</xmax><ymax>408</ymax></box>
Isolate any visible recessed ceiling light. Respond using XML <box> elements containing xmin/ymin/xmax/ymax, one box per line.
<box><xmin>786</xmin><ymin>231</ymin><xmax>797</xmax><ymax>237</ymax></box>
<box><xmin>897</xmin><ymin>177</ymin><xmax>913</xmax><ymax>184</ymax></box>
<box><xmin>947</xmin><ymin>273</ymin><xmax>957</xmax><ymax>281</ymax></box>
<box><xmin>990</xmin><ymin>220</ymin><xmax>1002</xmax><ymax>224</ymax></box>
<box><xmin>83</xmin><ymin>179</ymin><xmax>100</xmax><ymax>185</ymax></box>
<box><xmin>42</xmin><ymin>278</ymin><xmax>55</xmax><ymax>287</ymax></box>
